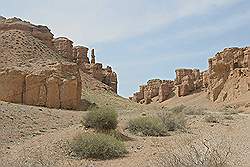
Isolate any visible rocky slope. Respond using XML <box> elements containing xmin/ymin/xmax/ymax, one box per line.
<box><xmin>0</xmin><ymin>16</ymin><xmax>118</xmax><ymax>109</ymax></box>
<box><xmin>131</xmin><ymin>47</ymin><xmax>250</xmax><ymax>104</ymax></box>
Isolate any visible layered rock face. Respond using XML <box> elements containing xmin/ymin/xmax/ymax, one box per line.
<box><xmin>0</xmin><ymin>17</ymin><xmax>117</xmax><ymax>109</ymax></box>
<box><xmin>176</xmin><ymin>68</ymin><xmax>202</xmax><ymax>97</ymax></box>
<box><xmin>52</xmin><ymin>37</ymin><xmax>118</xmax><ymax>93</ymax></box>
<box><xmin>131</xmin><ymin>79</ymin><xmax>174</xmax><ymax>104</ymax></box>
<box><xmin>0</xmin><ymin>64</ymin><xmax>81</xmax><ymax>110</ymax></box>
<box><xmin>70</xmin><ymin>47</ymin><xmax>118</xmax><ymax>93</ymax></box>
<box><xmin>0</xmin><ymin>17</ymin><xmax>54</xmax><ymax>48</ymax></box>
<box><xmin>73</xmin><ymin>46</ymin><xmax>89</xmax><ymax>65</ymax></box>
<box><xmin>53</xmin><ymin>37</ymin><xmax>73</xmax><ymax>60</ymax></box>
<box><xmin>0</xmin><ymin>17</ymin><xmax>82</xmax><ymax>110</ymax></box>
<box><xmin>0</xmin><ymin>18</ymin><xmax>82</xmax><ymax>110</ymax></box>
<box><xmin>207</xmin><ymin>47</ymin><xmax>249</xmax><ymax>102</ymax></box>
<box><xmin>131</xmin><ymin>47</ymin><xmax>249</xmax><ymax>104</ymax></box>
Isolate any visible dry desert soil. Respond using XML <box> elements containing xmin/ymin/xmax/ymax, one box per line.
<box><xmin>0</xmin><ymin>89</ymin><xmax>250</xmax><ymax>167</ymax></box>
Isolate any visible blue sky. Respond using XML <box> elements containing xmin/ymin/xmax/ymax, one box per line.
<box><xmin>1</xmin><ymin>0</ymin><xmax>250</xmax><ymax>97</ymax></box>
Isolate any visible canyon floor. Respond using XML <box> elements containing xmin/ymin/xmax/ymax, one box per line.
<box><xmin>0</xmin><ymin>89</ymin><xmax>250</xmax><ymax>167</ymax></box>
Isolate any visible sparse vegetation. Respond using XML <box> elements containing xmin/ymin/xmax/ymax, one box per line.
<box><xmin>106</xmin><ymin>129</ymin><xmax>132</xmax><ymax>141</ymax></box>
<box><xmin>223</xmin><ymin>115</ymin><xmax>234</xmax><ymax>120</ymax></box>
<box><xmin>154</xmin><ymin>138</ymin><xmax>233</xmax><ymax>167</ymax></box>
<box><xmin>83</xmin><ymin>107</ymin><xmax>118</xmax><ymax>131</ymax></box>
<box><xmin>70</xmin><ymin>133</ymin><xmax>128</xmax><ymax>160</ymax></box>
<box><xmin>205</xmin><ymin>115</ymin><xmax>219</xmax><ymax>123</ymax></box>
<box><xmin>220</xmin><ymin>105</ymin><xmax>239</xmax><ymax>115</ymax></box>
<box><xmin>128</xmin><ymin>117</ymin><xmax>168</xmax><ymax>136</ymax></box>
<box><xmin>167</xmin><ymin>105</ymin><xmax>206</xmax><ymax>115</ymax></box>
<box><xmin>158</xmin><ymin>112</ymin><xmax>186</xmax><ymax>131</ymax></box>
<box><xmin>169</xmin><ymin>104</ymin><xmax>186</xmax><ymax>113</ymax></box>
<box><xmin>182</xmin><ymin>106</ymin><xmax>206</xmax><ymax>115</ymax></box>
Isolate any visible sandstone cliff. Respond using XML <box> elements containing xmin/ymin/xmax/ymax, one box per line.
<box><xmin>52</xmin><ymin>37</ymin><xmax>118</xmax><ymax>93</ymax></box>
<box><xmin>130</xmin><ymin>79</ymin><xmax>174</xmax><ymax>104</ymax></box>
<box><xmin>0</xmin><ymin>17</ymin><xmax>118</xmax><ymax>109</ymax></box>
<box><xmin>131</xmin><ymin>47</ymin><xmax>249</xmax><ymax>104</ymax></box>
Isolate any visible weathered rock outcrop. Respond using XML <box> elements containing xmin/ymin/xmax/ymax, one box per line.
<box><xmin>207</xmin><ymin>47</ymin><xmax>250</xmax><ymax>101</ymax></box>
<box><xmin>53</xmin><ymin>37</ymin><xmax>73</xmax><ymax>60</ymax></box>
<box><xmin>0</xmin><ymin>17</ymin><xmax>117</xmax><ymax>109</ymax></box>
<box><xmin>0</xmin><ymin>17</ymin><xmax>54</xmax><ymax>48</ymax></box>
<box><xmin>52</xmin><ymin>38</ymin><xmax>118</xmax><ymax>93</ymax></box>
<box><xmin>73</xmin><ymin>46</ymin><xmax>89</xmax><ymax>65</ymax></box>
<box><xmin>175</xmin><ymin>68</ymin><xmax>202</xmax><ymax>97</ymax></box>
<box><xmin>0</xmin><ymin>63</ymin><xmax>81</xmax><ymax>110</ymax></box>
<box><xmin>131</xmin><ymin>79</ymin><xmax>174</xmax><ymax>104</ymax></box>
<box><xmin>131</xmin><ymin>47</ymin><xmax>250</xmax><ymax>104</ymax></box>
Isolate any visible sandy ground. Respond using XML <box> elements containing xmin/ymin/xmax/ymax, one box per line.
<box><xmin>0</xmin><ymin>95</ymin><xmax>249</xmax><ymax>167</ymax></box>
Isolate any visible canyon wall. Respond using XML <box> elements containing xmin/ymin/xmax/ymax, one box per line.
<box><xmin>131</xmin><ymin>47</ymin><xmax>249</xmax><ymax>104</ymax></box>
<box><xmin>0</xmin><ymin>17</ymin><xmax>117</xmax><ymax>109</ymax></box>
<box><xmin>53</xmin><ymin>37</ymin><xmax>118</xmax><ymax>93</ymax></box>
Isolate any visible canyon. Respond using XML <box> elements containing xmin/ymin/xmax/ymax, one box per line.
<box><xmin>131</xmin><ymin>47</ymin><xmax>250</xmax><ymax>104</ymax></box>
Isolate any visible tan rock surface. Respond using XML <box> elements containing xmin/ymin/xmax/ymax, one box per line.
<box><xmin>131</xmin><ymin>47</ymin><xmax>249</xmax><ymax>104</ymax></box>
<box><xmin>132</xmin><ymin>79</ymin><xmax>174</xmax><ymax>104</ymax></box>
<box><xmin>0</xmin><ymin>18</ymin><xmax>82</xmax><ymax>110</ymax></box>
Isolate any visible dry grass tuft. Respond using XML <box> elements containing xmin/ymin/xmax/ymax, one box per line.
<box><xmin>154</xmin><ymin>137</ymin><xmax>233</xmax><ymax>167</ymax></box>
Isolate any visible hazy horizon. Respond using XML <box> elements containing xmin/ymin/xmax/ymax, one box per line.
<box><xmin>1</xmin><ymin>0</ymin><xmax>250</xmax><ymax>97</ymax></box>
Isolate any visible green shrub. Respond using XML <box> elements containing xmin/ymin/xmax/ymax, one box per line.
<box><xmin>204</xmin><ymin>115</ymin><xmax>219</xmax><ymax>123</ymax></box>
<box><xmin>70</xmin><ymin>133</ymin><xmax>128</xmax><ymax>160</ymax></box>
<box><xmin>83</xmin><ymin>107</ymin><xmax>118</xmax><ymax>131</ymax></box>
<box><xmin>128</xmin><ymin>117</ymin><xmax>168</xmax><ymax>136</ymax></box>
<box><xmin>158</xmin><ymin>112</ymin><xmax>186</xmax><ymax>131</ymax></box>
<box><xmin>169</xmin><ymin>104</ymin><xmax>186</xmax><ymax>113</ymax></box>
<box><xmin>182</xmin><ymin>106</ymin><xmax>206</xmax><ymax>115</ymax></box>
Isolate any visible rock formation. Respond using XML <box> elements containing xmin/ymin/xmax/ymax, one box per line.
<box><xmin>52</xmin><ymin>38</ymin><xmax>118</xmax><ymax>92</ymax></box>
<box><xmin>131</xmin><ymin>47</ymin><xmax>250</xmax><ymax>104</ymax></box>
<box><xmin>206</xmin><ymin>47</ymin><xmax>249</xmax><ymax>102</ymax></box>
<box><xmin>0</xmin><ymin>17</ymin><xmax>118</xmax><ymax>109</ymax></box>
<box><xmin>175</xmin><ymin>68</ymin><xmax>202</xmax><ymax>97</ymax></box>
<box><xmin>73</xmin><ymin>46</ymin><xmax>89</xmax><ymax>65</ymax></box>
<box><xmin>131</xmin><ymin>79</ymin><xmax>174</xmax><ymax>104</ymax></box>
<box><xmin>53</xmin><ymin>37</ymin><xmax>73</xmax><ymax>60</ymax></box>
<box><xmin>0</xmin><ymin>63</ymin><xmax>81</xmax><ymax>110</ymax></box>
<box><xmin>91</xmin><ymin>49</ymin><xmax>96</xmax><ymax>64</ymax></box>
<box><xmin>0</xmin><ymin>17</ymin><xmax>54</xmax><ymax>48</ymax></box>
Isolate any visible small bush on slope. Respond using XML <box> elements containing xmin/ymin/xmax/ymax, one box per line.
<box><xmin>158</xmin><ymin>112</ymin><xmax>186</xmax><ymax>131</ymax></box>
<box><xmin>169</xmin><ymin>104</ymin><xmax>186</xmax><ymax>113</ymax></box>
<box><xmin>128</xmin><ymin>117</ymin><xmax>168</xmax><ymax>136</ymax></box>
<box><xmin>83</xmin><ymin>107</ymin><xmax>118</xmax><ymax>131</ymax></box>
<box><xmin>70</xmin><ymin>133</ymin><xmax>128</xmax><ymax>160</ymax></box>
<box><xmin>204</xmin><ymin>115</ymin><xmax>219</xmax><ymax>123</ymax></box>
